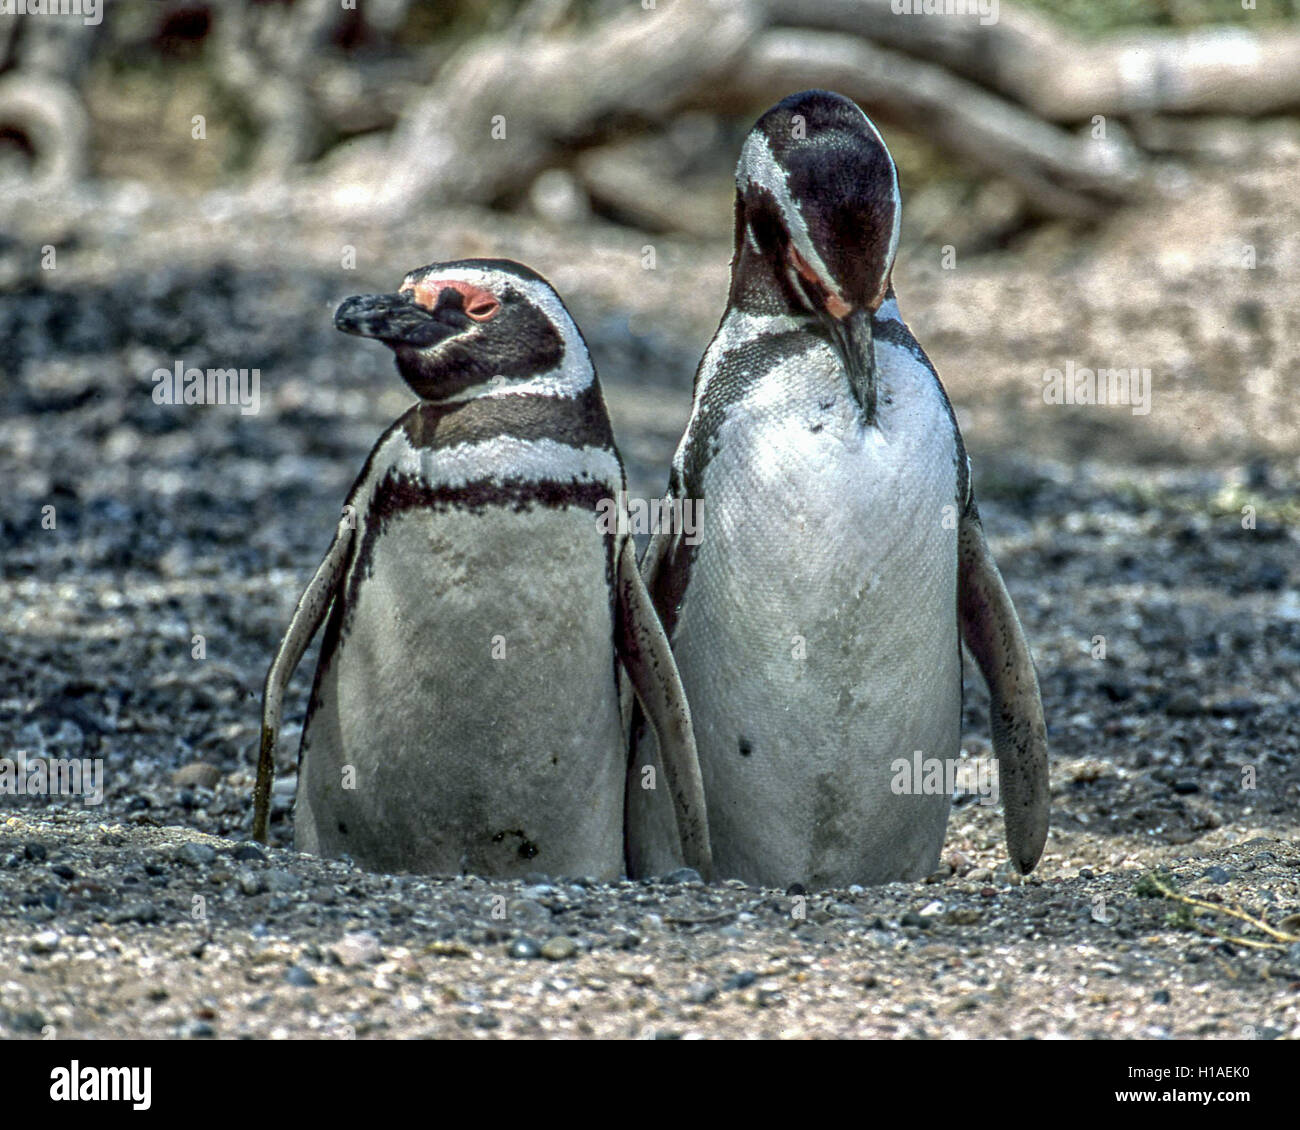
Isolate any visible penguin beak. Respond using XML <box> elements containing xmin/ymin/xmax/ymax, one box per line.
<box><xmin>827</xmin><ymin>307</ymin><xmax>877</xmax><ymax>424</ymax></box>
<box><xmin>334</xmin><ymin>292</ymin><xmax>463</xmax><ymax>349</ymax></box>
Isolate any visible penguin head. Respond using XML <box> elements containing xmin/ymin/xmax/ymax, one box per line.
<box><xmin>334</xmin><ymin>259</ymin><xmax>584</xmax><ymax>401</ymax></box>
<box><xmin>735</xmin><ymin>90</ymin><xmax>901</xmax><ymax>422</ymax></box>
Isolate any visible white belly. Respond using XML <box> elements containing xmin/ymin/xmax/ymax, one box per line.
<box><xmin>297</xmin><ymin>504</ymin><xmax>625</xmax><ymax>879</ymax></box>
<box><xmin>675</xmin><ymin>339</ymin><xmax>962</xmax><ymax>886</ymax></box>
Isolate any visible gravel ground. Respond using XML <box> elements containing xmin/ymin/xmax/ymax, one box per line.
<box><xmin>1</xmin><ymin>143</ymin><xmax>1298</xmax><ymax>1039</ymax></box>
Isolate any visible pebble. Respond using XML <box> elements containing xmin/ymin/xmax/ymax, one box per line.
<box><xmin>685</xmin><ymin>982</ymin><xmax>717</xmax><ymax>1004</ymax></box>
<box><xmin>968</xmin><ymin>868</ymin><xmax>993</xmax><ymax>882</ymax></box>
<box><xmin>109</xmin><ymin>901</ymin><xmax>159</xmax><ymax>925</ymax></box>
<box><xmin>264</xmin><ymin>869</ymin><xmax>300</xmax><ymax>893</ymax></box>
<box><xmin>29</xmin><ymin>930</ymin><xmax>60</xmax><ymax>955</ymax></box>
<box><xmin>722</xmin><ymin>971</ymin><xmax>755</xmax><ymax>991</ymax></box>
<box><xmin>661</xmin><ymin>868</ymin><xmax>703</xmax><ymax>884</ymax></box>
<box><xmin>328</xmin><ymin>932</ymin><xmax>381</xmax><ymax>967</ymax></box>
<box><xmin>285</xmin><ymin>965</ymin><xmax>317</xmax><ymax>987</ymax></box>
<box><xmin>1203</xmin><ymin>865</ymin><xmax>1233</xmax><ymax>884</ymax></box>
<box><xmin>23</xmin><ymin>843</ymin><xmax>47</xmax><ymax>862</ymax></box>
<box><xmin>171</xmin><ymin>761</ymin><xmax>222</xmax><ymax>790</ymax></box>
<box><xmin>50</xmin><ymin>864</ymin><xmax>76</xmax><ymax>880</ymax></box>
<box><xmin>507</xmin><ymin>898</ymin><xmax>549</xmax><ymax>927</ymax></box>
<box><xmin>175</xmin><ymin>842</ymin><xmax>217</xmax><ymax>867</ymax></box>
<box><xmin>508</xmin><ymin>938</ymin><xmax>542</xmax><ymax>960</ymax></box>
<box><xmin>236</xmin><ymin>869</ymin><xmax>266</xmax><ymax>896</ymax></box>
<box><xmin>231</xmin><ymin>844</ymin><xmax>266</xmax><ymax>863</ymax></box>
<box><xmin>540</xmin><ymin>936</ymin><xmax>577</xmax><ymax>961</ymax></box>
<box><xmin>1153</xmin><ymin>989</ymin><xmax>1171</xmax><ymax>1004</ymax></box>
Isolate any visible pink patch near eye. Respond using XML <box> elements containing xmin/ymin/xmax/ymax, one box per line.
<box><xmin>787</xmin><ymin>245</ymin><xmax>852</xmax><ymax>319</ymax></box>
<box><xmin>403</xmin><ymin>278</ymin><xmax>500</xmax><ymax>320</ymax></box>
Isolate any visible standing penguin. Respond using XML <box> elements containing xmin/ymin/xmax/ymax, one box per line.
<box><xmin>253</xmin><ymin>259</ymin><xmax>711</xmax><ymax>881</ymax></box>
<box><xmin>628</xmin><ymin>92</ymin><xmax>1049</xmax><ymax>888</ymax></box>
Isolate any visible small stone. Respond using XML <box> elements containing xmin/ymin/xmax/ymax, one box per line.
<box><xmin>1078</xmin><ymin>868</ymin><xmax>1095</xmax><ymax>880</ymax></box>
<box><xmin>900</xmin><ymin>911</ymin><xmax>928</xmax><ymax>928</ymax></box>
<box><xmin>50</xmin><ymin>864</ymin><xmax>76</xmax><ymax>880</ymax></box>
<box><xmin>29</xmin><ymin>931</ymin><xmax>60</xmax><ymax>955</ymax></box>
<box><xmin>722</xmin><ymin>971</ymin><xmax>756</xmax><ymax>991</ymax></box>
<box><xmin>506</xmin><ymin>899</ymin><xmax>548</xmax><ymax>927</ymax></box>
<box><xmin>1203</xmin><ymin>865</ymin><xmax>1233</xmax><ymax>885</ymax></box>
<box><xmin>175</xmin><ymin>843</ymin><xmax>217</xmax><ymax>867</ymax></box>
<box><xmin>968</xmin><ymin>868</ymin><xmax>993</xmax><ymax>882</ymax></box>
<box><xmin>508</xmin><ymin>938</ymin><xmax>542</xmax><ymax>960</ymax></box>
<box><xmin>785</xmin><ymin>882</ymin><xmax>807</xmax><ymax>897</ymax></box>
<box><xmin>685</xmin><ymin>983</ymin><xmax>717</xmax><ymax>1004</ymax></box>
<box><xmin>110</xmin><ymin>901</ymin><xmax>159</xmax><ymax>925</ymax></box>
<box><xmin>540</xmin><ymin>936</ymin><xmax>577</xmax><ymax>961</ymax></box>
<box><xmin>1166</xmin><ymin>691</ymin><xmax>1201</xmax><ymax>717</ymax></box>
<box><xmin>182</xmin><ymin>1020</ymin><xmax>215</xmax><ymax>1039</ymax></box>
<box><xmin>945</xmin><ymin>907</ymin><xmax>981</xmax><ymax>926</ymax></box>
<box><xmin>661</xmin><ymin>868</ymin><xmax>703</xmax><ymax>884</ymax></box>
<box><xmin>329</xmin><ymin>932</ymin><xmax>381</xmax><ymax>967</ymax></box>
<box><xmin>23</xmin><ymin>843</ymin><xmax>47</xmax><ymax>862</ymax></box>
<box><xmin>264</xmin><ymin>869</ymin><xmax>300</xmax><ymax>893</ymax></box>
<box><xmin>1172</xmin><ymin>780</ymin><xmax>1200</xmax><ymax>795</ymax></box>
<box><xmin>232</xmin><ymin>844</ymin><xmax>266</xmax><ymax>863</ymax></box>
<box><xmin>285</xmin><ymin>965</ymin><xmax>317</xmax><ymax>987</ymax></box>
<box><xmin>171</xmin><ymin>762</ymin><xmax>222</xmax><ymax>790</ymax></box>
<box><xmin>236</xmin><ymin>869</ymin><xmax>266</xmax><ymax>896</ymax></box>
<box><xmin>1153</xmin><ymin>989</ymin><xmax>1171</xmax><ymax>1004</ymax></box>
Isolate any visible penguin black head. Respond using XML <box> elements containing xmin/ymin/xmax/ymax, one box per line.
<box><xmin>334</xmin><ymin>258</ymin><xmax>582</xmax><ymax>401</ymax></box>
<box><xmin>734</xmin><ymin>90</ymin><xmax>901</xmax><ymax>422</ymax></box>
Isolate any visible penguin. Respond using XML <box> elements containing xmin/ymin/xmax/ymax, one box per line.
<box><xmin>627</xmin><ymin>91</ymin><xmax>1049</xmax><ymax>888</ymax></box>
<box><xmin>253</xmin><ymin>258</ymin><xmax>711</xmax><ymax>881</ymax></box>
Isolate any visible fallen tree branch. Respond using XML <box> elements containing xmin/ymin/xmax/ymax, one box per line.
<box><xmin>719</xmin><ymin>29</ymin><xmax>1144</xmax><ymax>219</ymax></box>
<box><xmin>766</xmin><ymin>0</ymin><xmax>1300</xmax><ymax>120</ymax></box>
<box><xmin>322</xmin><ymin>0</ymin><xmax>759</xmax><ymax>216</ymax></box>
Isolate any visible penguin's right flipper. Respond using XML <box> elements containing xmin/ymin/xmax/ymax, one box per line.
<box><xmin>957</xmin><ymin>503</ymin><xmax>1050</xmax><ymax>874</ymax></box>
<box><xmin>253</xmin><ymin>514</ymin><xmax>355</xmax><ymax>843</ymax></box>
<box><xmin>615</xmin><ymin>534</ymin><xmax>713</xmax><ymax>879</ymax></box>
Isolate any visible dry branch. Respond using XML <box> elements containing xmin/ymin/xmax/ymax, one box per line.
<box><xmin>766</xmin><ymin>0</ymin><xmax>1300</xmax><ymax>120</ymax></box>
<box><xmin>724</xmin><ymin>30</ymin><xmax>1144</xmax><ymax>219</ymax></box>
<box><xmin>316</xmin><ymin>0</ymin><xmax>759</xmax><ymax>215</ymax></box>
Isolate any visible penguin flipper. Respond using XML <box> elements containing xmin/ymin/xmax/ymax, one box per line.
<box><xmin>615</xmin><ymin>535</ymin><xmax>713</xmax><ymax>879</ymax></box>
<box><xmin>957</xmin><ymin>505</ymin><xmax>1049</xmax><ymax>874</ymax></box>
<box><xmin>253</xmin><ymin>514</ymin><xmax>355</xmax><ymax>843</ymax></box>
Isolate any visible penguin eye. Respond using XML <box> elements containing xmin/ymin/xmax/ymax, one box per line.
<box><xmin>465</xmin><ymin>296</ymin><xmax>501</xmax><ymax>322</ymax></box>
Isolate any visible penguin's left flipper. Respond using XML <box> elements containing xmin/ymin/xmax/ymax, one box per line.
<box><xmin>253</xmin><ymin>514</ymin><xmax>355</xmax><ymax>843</ymax></box>
<box><xmin>958</xmin><ymin>504</ymin><xmax>1050</xmax><ymax>874</ymax></box>
<box><xmin>615</xmin><ymin>536</ymin><xmax>714</xmax><ymax>880</ymax></box>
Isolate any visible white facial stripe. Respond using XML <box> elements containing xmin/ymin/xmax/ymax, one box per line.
<box><xmin>385</xmin><ymin>431</ymin><xmax>622</xmax><ymax>493</ymax></box>
<box><xmin>438</xmin><ymin>361</ymin><xmax>592</xmax><ymax>403</ymax></box>
<box><xmin>738</xmin><ymin>132</ymin><xmax>840</xmax><ymax>298</ymax></box>
<box><xmin>404</xmin><ymin>266</ymin><xmax>594</xmax><ymax>401</ymax></box>
<box><xmin>737</xmin><ymin>107</ymin><xmax>903</xmax><ymax>300</ymax></box>
<box><xmin>851</xmin><ymin>109</ymin><xmax>902</xmax><ymax>272</ymax></box>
